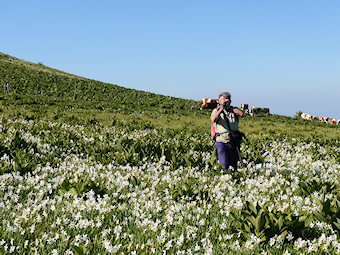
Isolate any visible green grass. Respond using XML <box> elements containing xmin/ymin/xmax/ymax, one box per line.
<box><xmin>1</xmin><ymin>101</ymin><xmax>339</xmax><ymax>143</ymax></box>
<box><xmin>0</xmin><ymin>52</ymin><xmax>197</xmax><ymax>113</ymax></box>
<box><xmin>0</xmin><ymin>52</ymin><xmax>340</xmax><ymax>254</ymax></box>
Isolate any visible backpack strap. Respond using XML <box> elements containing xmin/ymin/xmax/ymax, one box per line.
<box><xmin>221</xmin><ymin>110</ymin><xmax>236</xmax><ymax>132</ymax></box>
<box><xmin>216</xmin><ymin>131</ymin><xmax>229</xmax><ymax>136</ymax></box>
<box><xmin>214</xmin><ymin>108</ymin><xmax>238</xmax><ymax>137</ymax></box>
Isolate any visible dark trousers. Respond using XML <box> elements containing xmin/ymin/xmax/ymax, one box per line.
<box><xmin>216</xmin><ymin>142</ymin><xmax>239</xmax><ymax>171</ymax></box>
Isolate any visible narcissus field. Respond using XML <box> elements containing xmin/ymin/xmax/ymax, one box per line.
<box><xmin>0</xmin><ymin>113</ymin><xmax>339</xmax><ymax>255</ymax></box>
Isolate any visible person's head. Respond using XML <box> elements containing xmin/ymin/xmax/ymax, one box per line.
<box><xmin>218</xmin><ymin>92</ymin><xmax>231</xmax><ymax>105</ymax></box>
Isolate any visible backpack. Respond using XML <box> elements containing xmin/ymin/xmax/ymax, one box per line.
<box><xmin>211</xmin><ymin>122</ymin><xmax>217</xmax><ymax>141</ymax></box>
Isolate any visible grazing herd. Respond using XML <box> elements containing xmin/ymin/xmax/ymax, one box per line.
<box><xmin>300</xmin><ymin>113</ymin><xmax>340</xmax><ymax>125</ymax></box>
<box><xmin>198</xmin><ymin>98</ymin><xmax>339</xmax><ymax>124</ymax></box>
<box><xmin>198</xmin><ymin>98</ymin><xmax>269</xmax><ymax>116</ymax></box>
<box><xmin>199</xmin><ymin>98</ymin><xmax>339</xmax><ymax>124</ymax></box>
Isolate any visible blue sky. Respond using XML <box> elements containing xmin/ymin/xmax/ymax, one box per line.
<box><xmin>1</xmin><ymin>0</ymin><xmax>339</xmax><ymax>118</ymax></box>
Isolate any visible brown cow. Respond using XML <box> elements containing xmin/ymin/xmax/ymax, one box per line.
<box><xmin>199</xmin><ymin>98</ymin><xmax>218</xmax><ymax>110</ymax></box>
<box><xmin>337</xmin><ymin>118</ymin><xmax>340</xmax><ymax>125</ymax></box>
<box><xmin>329</xmin><ymin>117</ymin><xmax>337</xmax><ymax>124</ymax></box>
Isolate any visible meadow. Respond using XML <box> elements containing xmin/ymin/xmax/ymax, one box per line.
<box><xmin>0</xmin><ymin>52</ymin><xmax>340</xmax><ymax>254</ymax></box>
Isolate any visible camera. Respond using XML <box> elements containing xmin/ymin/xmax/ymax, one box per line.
<box><xmin>223</xmin><ymin>100</ymin><xmax>230</xmax><ymax>107</ymax></box>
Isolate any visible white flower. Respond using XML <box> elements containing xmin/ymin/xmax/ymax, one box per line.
<box><xmin>51</xmin><ymin>249</ymin><xmax>58</xmax><ymax>255</ymax></box>
<box><xmin>176</xmin><ymin>234</ymin><xmax>184</xmax><ymax>247</ymax></box>
<box><xmin>286</xmin><ymin>232</ymin><xmax>294</xmax><ymax>241</ymax></box>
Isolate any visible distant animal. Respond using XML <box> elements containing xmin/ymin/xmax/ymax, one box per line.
<box><xmin>337</xmin><ymin>118</ymin><xmax>340</xmax><ymax>125</ymax></box>
<box><xmin>249</xmin><ymin>106</ymin><xmax>256</xmax><ymax>116</ymax></box>
<box><xmin>300</xmin><ymin>113</ymin><xmax>312</xmax><ymax>120</ymax></box>
<box><xmin>240</xmin><ymin>104</ymin><xmax>249</xmax><ymax>111</ymax></box>
<box><xmin>311</xmin><ymin>116</ymin><xmax>319</xmax><ymax>121</ymax></box>
<box><xmin>318</xmin><ymin>116</ymin><xmax>329</xmax><ymax>123</ymax></box>
<box><xmin>250</xmin><ymin>106</ymin><xmax>270</xmax><ymax>116</ymax></box>
<box><xmin>260</xmin><ymin>107</ymin><xmax>270</xmax><ymax>114</ymax></box>
<box><xmin>199</xmin><ymin>98</ymin><xmax>218</xmax><ymax>110</ymax></box>
<box><xmin>329</xmin><ymin>117</ymin><xmax>337</xmax><ymax>125</ymax></box>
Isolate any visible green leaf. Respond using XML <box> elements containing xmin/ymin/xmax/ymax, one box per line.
<box><xmin>313</xmin><ymin>211</ymin><xmax>326</xmax><ymax>222</ymax></box>
<box><xmin>72</xmin><ymin>245</ymin><xmax>85</xmax><ymax>255</ymax></box>
<box><xmin>299</xmin><ymin>215</ymin><xmax>307</xmax><ymax>222</ymax></box>
<box><xmin>182</xmin><ymin>183</ymin><xmax>190</xmax><ymax>193</ymax></box>
<box><xmin>242</xmin><ymin>223</ymin><xmax>251</xmax><ymax>233</ymax></box>
<box><xmin>281</xmin><ymin>230</ymin><xmax>288</xmax><ymax>239</ymax></box>
<box><xmin>246</xmin><ymin>215</ymin><xmax>256</xmax><ymax>227</ymax></box>
<box><xmin>69</xmin><ymin>187</ymin><xmax>78</xmax><ymax>196</ymax></box>
<box><xmin>278</xmin><ymin>216</ymin><xmax>284</xmax><ymax>230</ymax></box>
<box><xmin>255</xmin><ymin>210</ymin><xmax>265</xmax><ymax>233</ymax></box>
<box><xmin>333</xmin><ymin>219</ymin><xmax>340</xmax><ymax>231</ymax></box>
<box><xmin>314</xmin><ymin>198</ymin><xmax>323</xmax><ymax>208</ymax></box>
<box><xmin>58</xmin><ymin>189</ymin><xmax>66</xmax><ymax>196</ymax></box>
<box><xmin>248</xmin><ymin>202</ymin><xmax>257</xmax><ymax>215</ymax></box>
<box><xmin>305</xmin><ymin>216</ymin><xmax>314</xmax><ymax>227</ymax></box>
<box><xmin>336</xmin><ymin>200</ymin><xmax>340</xmax><ymax>209</ymax></box>
<box><xmin>268</xmin><ymin>212</ymin><xmax>276</xmax><ymax>224</ymax></box>
<box><xmin>62</xmin><ymin>180</ymin><xmax>70</xmax><ymax>190</ymax></box>
<box><xmin>323</xmin><ymin>200</ymin><xmax>331</xmax><ymax>214</ymax></box>
<box><xmin>133</xmin><ymin>176</ymin><xmax>138</xmax><ymax>186</ymax></box>
<box><xmin>259</xmin><ymin>236</ymin><xmax>268</xmax><ymax>243</ymax></box>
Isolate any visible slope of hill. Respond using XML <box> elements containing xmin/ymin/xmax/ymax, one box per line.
<box><xmin>0</xmin><ymin>52</ymin><xmax>197</xmax><ymax>113</ymax></box>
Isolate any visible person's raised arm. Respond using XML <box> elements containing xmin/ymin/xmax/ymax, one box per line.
<box><xmin>211</xmin><ymin>105</ymin><xmax>224</xmax><ymax>122</ymax></box>
<box><xmin>231</xmin><ymin>107</ymin><xmax>244</xmax><ymax>117</ymax></box>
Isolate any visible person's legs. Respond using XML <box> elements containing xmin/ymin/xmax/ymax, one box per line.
<box><xmin>216</xmin><ymin>142</ymin><xmax>239</xmax><ymax>172</ymax></box>
<box><xmin>216</xmin><ymin>142</ymin><xmax>230</xmax><ymax>170</ymax></box>
<box><xmin>229</xmin><ymin>145</ymin><xmax>239</xmax><ymax>171</ymax></box>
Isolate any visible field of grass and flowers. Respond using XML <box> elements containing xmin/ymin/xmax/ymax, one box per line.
<box><xmin>1</xmin><ymin>52</ymin><xmax>340</xmax><ymax>254</ymax></box>
<box><xmin>0</xmin><ymin>109</ymin><xmax>339</xmax><ymax>254</ymax></box>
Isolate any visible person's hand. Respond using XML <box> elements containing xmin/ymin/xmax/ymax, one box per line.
<box><xmin>228</xmin><ymin>106</ymin><xmax>234</xmax><ymax>112</ymax></box>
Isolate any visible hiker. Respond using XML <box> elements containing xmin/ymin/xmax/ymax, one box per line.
<box><xmin>211</xmin><ymin>92</ymin><xmax>244</xmax><ymax>172</ymax></box>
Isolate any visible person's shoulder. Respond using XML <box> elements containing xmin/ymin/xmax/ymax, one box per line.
<box><xmin>211</xmin><ymin>108</ymin><xmax>218</xmax><ymax>114</ymax></box>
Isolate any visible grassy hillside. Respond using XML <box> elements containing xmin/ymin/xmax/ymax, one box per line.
<box><xmin>0</xmin><ymin>52</ymin><xmax>197</xmax><ymax>113</ymax></box>
<box><xmin>0</xmin><ymin>51</ymin><xmax>339</xmax><ymax>141</ymax></box>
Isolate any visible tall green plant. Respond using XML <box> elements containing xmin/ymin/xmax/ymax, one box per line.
<box><xmin>230</xmin><ymin>201</ymin><xmax>309</xmax><ymax>245</ymax></box>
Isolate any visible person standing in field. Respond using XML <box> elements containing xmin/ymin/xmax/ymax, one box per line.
<box><xmin>211</xmin><ymin>92</ymin><xmax>244</xmax><ymax>172</ymax></box>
